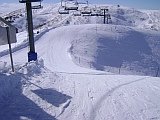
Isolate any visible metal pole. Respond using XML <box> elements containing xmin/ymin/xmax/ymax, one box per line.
<box><xmin>6</xmin><ymin>27</ymin><xmax>14</xmax><ymax>72</ymax></box>
<box><xmin>104</xmin><ymin>9</ymin><xmax>106</xmax><ymax>24</ymax></box>
<box><xmin>25</xmin><ymin>1</ymin><xmax>37</xmax><ymax>62</ymax></box>
<box><xmin>26</xmin><ymin>2</ymin><xmax>35</xmax><ymax>53</ymax></box>
<box><xmin>107</xmin><ymin>14</ymin><xmax>109</xmax><ymax>24</ymax></box>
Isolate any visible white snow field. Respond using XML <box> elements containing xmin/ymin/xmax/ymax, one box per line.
<box><xmin>0</xmin><ymin>3</ymin><xmax>160</xmax><ymax>120</ymax></box>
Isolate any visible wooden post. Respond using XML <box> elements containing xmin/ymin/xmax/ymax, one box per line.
<box><xmin>156</xmin><ymin>66</ymin><xmax>159</xmax><ymax>77</ymax></box>
<box><xmin>119</xmin><ymin>68</ymin><xmax>120</xmax><ymax>74</ymax></box>
<box><xmin>79</xmin><ymin>57</ymin><xmax>80</xmax><ymax>64</ymax></box>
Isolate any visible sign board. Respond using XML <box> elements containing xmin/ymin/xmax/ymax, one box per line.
<box><xmin>19</xmin><ymin>0</ymin><xmax>43</xmax><ymax>3</ymax></box>
<box><xmin>0</xmin><ymin>26</ymin><xmax>17</xmax><ymax>46</ymax></box>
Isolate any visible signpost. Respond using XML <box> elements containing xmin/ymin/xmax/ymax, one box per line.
<box><xmin>6</xmin><ymin>27</ymin><xmax>15</xmax><ymax>72</ymax></box>
<box><xmin>0</xmin><ymin>26</ymin><xmax>17</xmax><ymax>72</ymax></box>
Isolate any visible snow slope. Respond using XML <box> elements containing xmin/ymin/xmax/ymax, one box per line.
<box><xmin>1</xmin><ymin>24</ymin><xmax>160</xmax><ymax>76</ymax></box>
<box><xmin>0</xmin><ymin>3</ymin><xmax>160</xmax><ymax>120</ymax></box>
<box><xmin>1</xmin><ymin>58</ymin><xmax>160</xmax><ymax>120</ymax></box>
<box><xmin>1</xmin><ymin>3</ymin><xmax>160</xmax><ymax>31</ymax></box>
<box><xmin>0</xmin><ymin>3</ymin><xmax>24</xmax><ymax>17</ymax></box>
<box><xmin>1</xmin><ymin>23</ymin><xmax>160</xmax><ymax>120</ymax></box>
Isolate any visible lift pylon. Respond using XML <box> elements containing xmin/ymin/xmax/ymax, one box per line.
<box><xmin>19</xmin><ymin>0</ymin><xmax>41</xmax><ymax>61</ymax></box>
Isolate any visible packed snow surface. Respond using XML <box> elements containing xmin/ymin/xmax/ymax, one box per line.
<box><xmin>0</xmin><ymin>3</ymin><xmax>160</xmax><ymax>120</ymax></box>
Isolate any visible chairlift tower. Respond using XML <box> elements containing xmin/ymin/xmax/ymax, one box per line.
<box><xmin>100</xmin><ymin>8</ymin><xmax>111</xmax><ymax>24</ymax></box>
<box><xmin>19</xmin><ymin>0</ymin><xmax>42</xmax><ymax>62</ymax></box>
<box><xmin>101</xmin><ymin>8</ymin><xmax>108</xmax><ymax>24</ymax></box>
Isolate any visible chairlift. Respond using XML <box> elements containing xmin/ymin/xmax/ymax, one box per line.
<box><xmin>81</xmin><ymin>7</ymin><xmax>92</xmax><ymax>15</ymax></box>
<box><xmin>91</xmin><ymin>8</ymin><xmax>103</xmax><ymax>16</ymax></box>
<box><xmin>77</xmin><ymin>0</ymin><xmax>88</xmax><ymax>5</ymax></box>
<box><xmin>100</xmin><ymin>6</ymin><xmax>109</xmax><ymax>10</ymax></box>
<box><xmin>32</xmin><ymin>5</ymin><xmax>43</xmax><ymax>9</ymax></box>
<box><xmin>65</xmin><ymin>6</ymin><xmax>78</xmax><ymax>10</ymax></box>
<box><xmin>58</xmin><ymin>6</ymin><xmax>69</xmax><ymax>14</ymax></box>
<box><xmin>82</xmin><ymin>14</ymin><xmax>91</xmax><ymax>16</ymax></box>
<box><xmin>32</xmin><ymin>1</ymin><xmax>43</xmax><ymax>9</ymax></box>
<box><xmin>65</xmin><ymin>1</ymin><xmax>79</xmax><ymax>10</ymax></box>
<box><xmin>19</xmin><ymin>0</ymin><xmax>43</xmax><ymax>3</ymax></box>
<box><xmin>73</xmin><ymin>11</ymin><xmax>81</xmax><ymax>16</ymax></box>
<box><xmin>91</xmin><ymin>13</ymin><xmax>102</xmax><ymax>16</ymax></box>
<box><xmin>81</xmin><ymin>10</ymin><xmax>92</xmax><ymax>14</ymax></box>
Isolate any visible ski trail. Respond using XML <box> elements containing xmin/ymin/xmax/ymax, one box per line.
<box><xmin>89</xmin><ymin>77</ymin><xmax>149</xmax><ymax>120</ymax></box>
<box><xmin>39</xmin><ymin>25</ymin><xmax>106</xmax><ymax>74</ymax></box>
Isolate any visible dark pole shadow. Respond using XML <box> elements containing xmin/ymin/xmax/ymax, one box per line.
<box><xmin>32</xmin><ymin>89</ymin><xmax>72</xmax><ymax>107</ymax></box>
<box><xmin>93</xmin><ymin>30</ymin><xmax>159</xmax><ymax>74</ymax></box>
<box><xmin>0</xmin><ymin>73</ymin><xmax>57</xmax><ymax>120</ymax></box>
<box><xmin>57</xmin><ymin>71</ymin><xmax>114</xmax><ymax>75</ymax></box>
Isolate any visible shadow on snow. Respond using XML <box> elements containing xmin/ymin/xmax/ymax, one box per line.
<box><xmin>32</xmin><ymin>89</ymin><xmax>72</xmax><ymax>107</ymax></box>
<box><xmin>93</xmin><ymin>30</ymin><xmax>159</xmax><ymax>71</ymax></box>
<box><xmin>0</xmin><ymin>72</ymin><xmax>71</xmax><ymax>120</ymax></box>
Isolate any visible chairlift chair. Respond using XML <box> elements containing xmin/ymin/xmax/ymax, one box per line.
<box><xmin>77</xmin><ymin>0</ymin><xmax>88</xmax><ymax>5</ymax></box>
<box><xmin>65</xmin><ymin>1</ymin><xmax>79</xmax><ymax>10</ymax></box>
<box><xmin>65</xmin><ymin>6</ymin><xmax>78</xmax><ymax>10</ymax></box>
<box><xmin>19</xmin><ymin>0</ymin><xmax>43</xmax><ymax>3</ymax></box>
<box><xmin>73</xmin><ymin>11</ymin><xmax>81</xmax><ymax>16</ymax></box>
<box><xmin>81</xmin><ymin>10</ymin><xmax>92</xmax><ymax>14</ymax></box>
<box><xmin>32</xmin><ymin>5</ymin><xmax>43</xmax><ymax>9</ymax></box>
<box><xmin>32</xmin><ymin>1</ymin><xmax>43</xmax><ymax>9</ymax></box>
<box><xmin>58</xmin><ymin>6</ymin><xmax>69</xmax><ymax>14</ymax></box>
<box><xmin>91</xmin><ymin>12</ymin><xmax>102</xmax><ymax>16</ymax></box>
<box><xmin>81</xmin><ymin>7</ymin><xmax>92</xmax><ymax>15</ymax></box>
<box><xmin>100</xmin><ymin>6</ymin><xmax>109</xmax><ymax>11</ymax></box>
<box><xmin>91</xmin><ymin>8</ymin><xmax>103</xmax><ymax>16</ymax></box>
<box><xmin>82</xmin><ymin>14</ymin><xmax>91</xmax><ymax>16</ymax></box>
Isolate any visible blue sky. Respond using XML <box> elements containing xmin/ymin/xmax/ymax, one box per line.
<box><xmin>0</xmin><ymin>0</ymin><xmax>160</xmax><ymax>10</ymax></box>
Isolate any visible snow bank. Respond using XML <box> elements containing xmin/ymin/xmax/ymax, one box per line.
<box><xmin>52</xmin><ymin>24</ymin><xmax>160</xmax><ymax>76</ymax></box>
<box><xmin>0</xmin><ymin>61</ymin><xmax>8</xmax><ymax>73</ymax></box>
<box><xmin>17</xmin><ymin>59</ymin><xmax>44</xmax><ymax>75</ymax></box>
<box><xmin>0</xmin><ymin>59</ymin><xmax>72</xmax><ymax>120</ymax></box>
<box><xmin>0</xmin><ymin>59</ymin><xmax>44</xmax><ymax>104</ymax></box>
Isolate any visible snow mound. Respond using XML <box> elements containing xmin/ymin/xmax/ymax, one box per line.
<box><xmin>0</xmin><ymin>59</ymin><xmax>71</xmax><ymax>120</ymax></box>
<box><xmin>0</xmin><ymin>61</ymin><xmax>8</xmax><ymax>73</ymax></box>
<box><xmin>18</xmin><ymin>59</ymin><xmax>44</xmax><ymax>76</ymax></box>
<box><xmin>0</xmin><ymin>59</ymin><xmax>44</xmax><ymax>110</ymax></box>
<box><xmin>48</xmin><ymin>24</ymin><xmax>160</xmax><ymax>76</ymax></box>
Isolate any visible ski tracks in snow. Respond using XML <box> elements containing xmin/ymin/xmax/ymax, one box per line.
<box><xmin>89</xmin><ymin>76</ymin><xmax>160</xmax><ymax>120</ymax></box>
